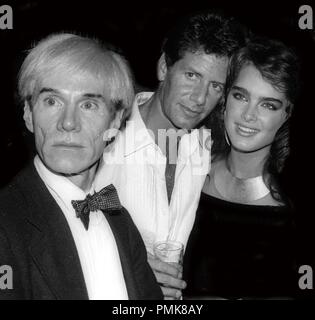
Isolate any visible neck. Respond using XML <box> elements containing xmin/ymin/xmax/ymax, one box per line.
<box><xmin>228</xmin><ymin>146</ymin><xmax>270</xmax><ymax>179</ymax></box>
<box><xmin>66</xmin><ymin>163</ymin><xmax>98</xmax><ymax>192</ymax></box>
<box><xmin>139</xmin><ymin>88</ymin><xmax>176</xmax><ymax>144</ymax></box>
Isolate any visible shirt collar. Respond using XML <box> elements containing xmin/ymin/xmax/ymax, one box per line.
<box><xmin>123</xmin><ymin>92</ymin><xmax>156</xmax><ymax>157</ymax></box>
<box><xmin>123</xmin><ymin>92</ymin><xmax>211</xmax><ymax>159</ymax></box>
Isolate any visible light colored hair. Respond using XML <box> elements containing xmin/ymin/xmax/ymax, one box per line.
<box><xmin>18</xmin><ymin>32</ymin><xmax>135</xmax><ymax>123</ymax></box>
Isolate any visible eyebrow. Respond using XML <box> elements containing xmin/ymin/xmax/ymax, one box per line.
<box><xmin>232</xmin><ymin>85</ymin><xmax>283</xmax><ymax>105</ymax></box>
<box><xmin>186</xmin><ymin>66</ymin><xmax>225</xmax><ymax>86</ymax></box>
<box><xmin>39</xmin><ymin>87</ymin><xmax>59</xmax><ymax>95</ymax></box>
<box><xmin>38</xmin><ymin>88</ymin><xmax>107</xmax><ymax>102</ymax></box>
<box><xmin>82</xmin><ymin>93</ymin><xmax>107</xmax><ymax>103</ymax></box>
<box><xmin>212</xmin><ymin>80</ymin><xmax>225</xmax><ymax>87</ymax></box>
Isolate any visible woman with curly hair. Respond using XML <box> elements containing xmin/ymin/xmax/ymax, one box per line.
<box><xmin>183</xmin><ymin>37</ymin><xmax>300</xmax><ymax>299</ymax></box>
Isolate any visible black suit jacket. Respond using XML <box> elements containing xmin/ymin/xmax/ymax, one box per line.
<box><xmin>0</xmin><ymin>163</ymin><xmax>162</xmax><ymax>300</ymax></box>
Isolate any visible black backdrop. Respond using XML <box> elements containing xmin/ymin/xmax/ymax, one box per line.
<box><xmin>0</xmin><ymin>0</ymin><xmax>314</xmax><ymax>289</ymax></box>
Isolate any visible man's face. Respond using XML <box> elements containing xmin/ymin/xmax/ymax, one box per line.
<box><xmin>24</xmin><ymin>70</ymin><xmax>117</xmax><ymax>176</ymax></box>
<box><xmin>158</xmin><ymin>51</ymin><xmax>229</xmax><ymax>129</ymax></box>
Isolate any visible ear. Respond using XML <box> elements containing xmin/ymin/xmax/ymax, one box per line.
<box><xmin>23</xmin><ymin>101</ymin><xmax>34</xmax><ymax>133</ymax></box>
<box><xmin>157</xmin><ymin>53</ymin><xmax>168</xmax><ymax>81</ymax></box>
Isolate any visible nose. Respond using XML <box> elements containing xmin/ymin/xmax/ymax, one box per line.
<box><xmin>190</xmin><ymin>83</ymin><xmax>208</xmax><ymax>106</ymax></box>
<box><xmin>242</xmin><ymin>103</ymin><xmax>257</xmax><ymax>122</ymax></box>
<box><xmin>57</xmin><ymin>104</ymin><xmax>81</xmax><ymax>132</ymax></box>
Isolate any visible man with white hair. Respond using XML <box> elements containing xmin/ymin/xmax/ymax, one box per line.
<box><xmin>0</xmin><ymin>33</ymin><xmax>162</xmax><ymax>300</ymax></box>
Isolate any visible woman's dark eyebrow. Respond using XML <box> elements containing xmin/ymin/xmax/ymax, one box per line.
<box><xmin>261</xmin><ymin>97</ymin><xmax>283</xmax><ymax>105</ymax></box>
<box><xmin>231</xmin><ymin>85</ymin><xmax>248</xmax><ymax>95</ymax></box>
<box><xmin>232</xmin><ymin>85</ymin><xmax>283</xmax><ymax>105</ymax></box>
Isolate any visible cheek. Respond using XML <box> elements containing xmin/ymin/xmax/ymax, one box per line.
<box><xmin>224</xmin><ymin>105</ymin><xmax>237</xmax><ymax>127</ymax></box>
<box><xmin>225</xmin><ymin>98</ymin><xmax>234</xmax><ymax>117</ymax></box>
<box><xmin>33</xmin><ymin>115</ymin><xmax>55</xmax><ymax>145</ymax></box>
<box><xmin>164</xmin><ymin>86</ymin><xmax>178</xmax><ymax>110</ymax></box>
<box><xmin>89</xmin><ymin>132</ymin><xmax>106</xmax><ymax>161</ymax></box>
<box><xmin>86</xmin><ymin>117</ymin><xmax>111</xmax><ymax>144</ymax></box>
<box><xmin>263</xmin><ymin>113</ymin><xmax>286</xmax><ymax>135</ymax></box>
<box><xmin>167</xmin><ymin>78</ymin><xmax>190</xmax><ymax>99</ymax></box>
<box><xmin>93</xmin><ymin>140</ymin><xmax>106</xmax><ymax>159</ymax></box>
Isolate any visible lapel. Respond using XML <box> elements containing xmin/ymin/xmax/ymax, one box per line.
<box><xmin>103</xmin><ymin>209</ymin><xmax>139</xmax><ymax>300</ymax></box>
<box><xmin>16</xmin><ymin>164</ymin><xmax>88</xmax><ymax>300</ymax></box>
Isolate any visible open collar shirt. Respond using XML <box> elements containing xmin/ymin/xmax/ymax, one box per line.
<box><xmin>94</xmin><ymin>92</ymin><xmax>211</xmax><ymax>253</ymax></box>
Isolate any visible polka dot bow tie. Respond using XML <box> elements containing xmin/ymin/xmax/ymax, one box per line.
<box><xmin>71</xmin><ymin>184</ymin><xmax>122</xmax><ymax>230</ymax></box>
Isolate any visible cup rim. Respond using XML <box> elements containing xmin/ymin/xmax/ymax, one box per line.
<box><xmin>154</xmin><ymin>240</ymin><xmax>184</xmax><ymax>252</ymax></box>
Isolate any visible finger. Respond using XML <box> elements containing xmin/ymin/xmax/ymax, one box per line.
<box><xmin>147</xmin><ymin>253</ymin><xmax>183</xmax><ymax>273</ymax></box>
<box><xmin>161</xmin><ymin>286</ymin><xmax>182</xmax><ymax>300</ymax></box>
<box><xmin>148</xmin><ymin>256</ymin><xmax>182</xmax><ymax>277</ymax></box>
<box><xmin>147</xmin><ymin>252</ymin><xmax>155</xmax><ymax>259</ymax></box>
<box><xmin>155</xmin><ymin>271</ymin><xmax>187</xmax><ymax>290</ymax></box>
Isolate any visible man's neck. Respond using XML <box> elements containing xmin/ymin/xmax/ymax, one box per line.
<box><xmin>139</xmin><ymin>89</ymin><xmax>176</xmax><ymax>144</ymax></box>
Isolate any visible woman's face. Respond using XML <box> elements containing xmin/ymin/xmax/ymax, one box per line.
<box><xmin>224</xmin><ymin>63</ymin><xmax>289</xmax><ymax>154</ymax></box>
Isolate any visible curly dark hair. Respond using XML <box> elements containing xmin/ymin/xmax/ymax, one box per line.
<box><xmin>208</xmin><ymin>37</ymin><xmax>300</xmax><ymax>202</ymax></box>
<box><xmin>162</xmin><ymin>10</ymin><xmax>247</xmax><ymax>67</ymax></box>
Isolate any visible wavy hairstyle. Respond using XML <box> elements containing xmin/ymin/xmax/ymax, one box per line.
<box><xmin>208</xmin><ymin>37</ymin><xmax>300</xmax><ymax>202</ymax></box>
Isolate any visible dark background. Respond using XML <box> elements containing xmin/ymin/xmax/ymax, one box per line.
<box><xmin>0</xmin><ymin>0</ymin><xmax>314</xmax><ymax>288</ymax></box>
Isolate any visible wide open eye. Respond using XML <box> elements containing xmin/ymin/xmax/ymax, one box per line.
<box><xmin>81</xmin><ymin>101</ymin><xmax>98</xmax><ymax>111</ymax></box>
<box><xmin>43</xmin><ymin>96</ymin><xmax>62</xmax><ymax>107</ymax></box>
<box><xmin>261</xmin><ymin>102</ymin><xmax>277</xmax><ymax>111</ymax></box>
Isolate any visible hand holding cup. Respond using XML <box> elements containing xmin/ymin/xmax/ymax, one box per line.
<box><xmin>149</xmin><ymin>240</ymin><xmax>186</xmax><ymax>300</ymax></box>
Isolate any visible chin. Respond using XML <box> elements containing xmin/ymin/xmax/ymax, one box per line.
<box><xmin>231</xmin><ymin>141</ymin><xmax>268</xmax><ymax>154</ymax></box>
<box><xmin>173</xmin><ymin>119</ymin><xmax>197</xmax><ymax>130</ymax></box>
<box><xmin>232</xmin><ymin>146</ymin><xmax>256</xmax><ymax>153</ymax></box>
<box><xmin>45</xmin><ymin>157</ymin><xmax>90</xmax><ymax>176</ymax></box>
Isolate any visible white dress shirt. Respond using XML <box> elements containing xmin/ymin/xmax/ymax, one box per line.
<box><xmin>94</xmin><ymin>92</ymin><xmax>211</xmax><ymax>253</ymax></box>
<box><xmin>34</xmin><ymin>156</ymin><xmax>128</xmax><ymax>300</ymax></box>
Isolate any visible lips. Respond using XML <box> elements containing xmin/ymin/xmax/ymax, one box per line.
<box><xmin>235</xmin><ymin>123</ymin><xmax>260</xmax><ymax>136</ymax></box>
<box><xmin>180</xmin><ymin>104</ymin><xmax>202</xmax><ymax>116</ymax></box>
<box><xmin>53</xmin><ymin>142</ymin><xmax>84</xmax><ymax>148</ymax></box>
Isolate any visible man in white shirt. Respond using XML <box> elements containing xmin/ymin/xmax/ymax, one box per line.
<box><xmin>95</xmin><ymin>11</ymin><xmax>246</xmax><ymax>299</ymax></box>
<box><xmin>0</xmin><ymin>33</ymin><xmax>162</xmax><ymax>300</ymax></box>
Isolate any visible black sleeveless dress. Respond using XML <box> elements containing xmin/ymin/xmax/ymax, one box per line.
<box><xmin>183</xmin><ymin>192</ymin><xmax>297</xmax><ymax>299</ymax></box>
